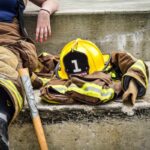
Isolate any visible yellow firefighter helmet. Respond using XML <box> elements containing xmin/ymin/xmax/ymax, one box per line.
<box><xmin>56</xmin><ymin>38</ymin><xmax>109</xmax><ymax>79</ymax></box>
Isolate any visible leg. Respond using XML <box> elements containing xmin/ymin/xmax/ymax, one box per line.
<box><xmin>0</xmin><ymin>42</ymin><xmax>38</xmax><ymax>149</ymax></box>
<box><xmin>0</xmin><ymin>87</ymin><xmax>15</xmax><ymax>150</ymax></box>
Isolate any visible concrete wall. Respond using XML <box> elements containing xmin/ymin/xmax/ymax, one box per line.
<box><xmin>25</xmin><ymin>13</ymin><xmax>150</xmax><ymax>60</ymax></box>
<box><xmin>9</xmin><ymin>118</ymin><xmax>150</xmax><ymax>150</ymax></box>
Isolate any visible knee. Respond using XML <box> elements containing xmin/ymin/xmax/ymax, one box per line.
<box><xmin>0</xmin><ymin>46</ymin><xmax>19</xmax><ymax>80</ymax></box>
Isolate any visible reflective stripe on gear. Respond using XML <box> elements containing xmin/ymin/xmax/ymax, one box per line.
<box><xmin>130</xmin><ymin>60</ymin><xmax>148</xmax><ymax>87</ymax></box>
<box><xmin>38</xmin><ymin>77</ymin><xmax>50</xmax><ymax>86</ymax></box>
<box><xmin>67</xmin><ymin>83</ymin><xmax>115</xmax><ymax>103</ymax></box>
<box><xmin>41</xmin><ymin>97</ymin><xmax>60</xmax><ymax>104</ymax></box>
<box><xmin>48</xmin><ymin>85</ymin><xmax>67</xmax><ymax>94</ymax></box>
<box><xmin>40</xmin><ymin>85</ymin><xmax>68</xmax><ymax>104</ymax></box>
<box><xmin>122</xmin><ymin>60</ymin><xmax>148</xmax><ymax>97</ymax></box>
<box><xmin>0</xmin><ymin>78</ymin><xmax>23</xmax><ymax>122</ymax></box>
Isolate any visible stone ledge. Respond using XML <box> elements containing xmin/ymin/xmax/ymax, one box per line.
<box><xmin>25</xmin><ymin>0</ymin><xmax>150</xmax><ymax>15</ymax></box>
<box><xmin>18</xmin><ymin>100</ymin><xmax>150</xmax><ymax>124</ymax></box>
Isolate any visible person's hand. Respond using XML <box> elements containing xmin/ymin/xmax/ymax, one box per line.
<box><xmin>122</xmin><ymin>79</ymin><xmax>138</xmax><ymax>105</ymax></box>
<box><xmin>36</xmin><ymin>9</ymin><xmax>51</xmax><ymax>43</ymax></box>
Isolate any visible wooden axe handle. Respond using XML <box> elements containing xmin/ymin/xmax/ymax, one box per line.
<box><xmin>18</xmin><ymin>68</ymin><xmax>48</xmax><ymax>150</ymax></box>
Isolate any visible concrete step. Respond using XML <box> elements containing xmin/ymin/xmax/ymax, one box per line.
<box><xmin>24</xmin><ymin>0</ymin><xmax>150</xmax><ymax>60</ymax></box>
<box><xmin>9</xmin><ymin>62</ymin><xmax>150</xmax><ymax>150</ymax></box>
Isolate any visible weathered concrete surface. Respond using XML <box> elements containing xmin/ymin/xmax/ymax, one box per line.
<box><xmin>25</xmin><ymin>0</ymin><xmax>150</xmax><ymax>14</ymax></box>
<box><xmin>24</xmin><ymin>1</ymin><xmax>150</xmax><ymax>60</ymax></box>
<box><xmin>9</xmin><ymin>62</ymin><xmax>150</xmax><ymax>149</ymax></box>
<box><xmin>9</xmin><ymin>119</ymin><xmax>150</xmax><ymax>150</ymax></box>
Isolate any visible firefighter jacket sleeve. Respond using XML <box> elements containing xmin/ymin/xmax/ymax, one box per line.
<box><xmin>111</xmin><ymin>51</ymin><xmax>149</xmax><ymax>97</ymax></box>
<box><xmin>122</xmin><ymin>79</ymin><xmax>138</xmax><ymax>105</ymax></box>
<box><xmin>31</xmin><ymin>52</ymin><xmax>59</xmax><ymax>89</ymax></box>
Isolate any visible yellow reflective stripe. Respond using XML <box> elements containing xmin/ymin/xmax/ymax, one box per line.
<box><xmin>131</xmin><ymin>60</ymin><xmax>148</xmax><ymax>87</ymax></box>
<box><xmin>42</xmin><ymin>52</ymin><xmax>49</xmax><ymax>56</ymax></box>
<box><xmin>67</xmin><ymin>83</ymin><xmax>114</xmax><ymax>102</ymax></box>
<box><xmin>31</xmin><ymin>73</ymin><xmax>37</xmax><ymax>83</ymax></box>
<box><xmin>82</xmin><ymin>83</ymin><xmax>114</xmax><ymax>102</ymax></box>
<box><xmin>38</xmin><ymin>52</ymin><xmax>49</xmax><ymax>57</ymax></box>
<box><xmin>41</xmin><ymin>97</ymin><xmax>60</xmax><ymax>104</ymax></box>
<box><xmin>110</xmin><ymin>72</ymin><xmax>116</xmax><ymax>78</ymax></box>
<box><xmin>38</xmin><ymin>77</ymin><xmax>50</xmax><ymax>86</ymax></box>
<box><xmin>104</xmin><ymin>64</ymin><xmax>117</xmax><ymax>79</ymax></box>
<box><xmin>104</xmin><ymin>65</ymin><xmax>111</xmax><ymax>72</ymax></box>
<box><xmin>41</xmin><ymin>84</ymin><xmax>67</xmax><ymax>104</ymax></box>
<box><xmin>41</xmin><ymin>84</ymin><xmax>68</xmax><ymax>104</ymax></box>
<box><xmin>0</xmin><ymin>79</ymin><xmax>23</xmax><ymax>110</ymax></box>
<box><xmin>35</xmin><ymin>61</ymin><xmax>44</xmax><ymax>73</ymax></box>
<box><xmin>50</xmin><ymin>85</ymin><xmax>67</xmax><ymax>94</ymax></box>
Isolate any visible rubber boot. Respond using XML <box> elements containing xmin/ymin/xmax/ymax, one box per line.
<box><xmin>0</xmin><ymin>87</ymin><xmax>15</xmax><ymax>150</ymax></box>
<box><xmin>0</xmin><ymin>118</ymin><xmax>9</xmax><ymax>150</ymax></box>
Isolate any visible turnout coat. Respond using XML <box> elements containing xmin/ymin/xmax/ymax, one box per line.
<box><xmin>33</xmin><ymin>52</ymin><xmax>149</xmax><ymax>105</ymax></box>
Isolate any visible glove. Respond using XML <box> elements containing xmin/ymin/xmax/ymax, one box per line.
<box><xmin>122</xmin><ymin>79</ymin><xmax>138</xmax><ymax>105</ymax></box>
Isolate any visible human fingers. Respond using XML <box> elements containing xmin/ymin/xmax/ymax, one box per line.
<box><xmin>36</xmin><ymin>27</ymin><xmax>40</xmax><ymax>42</ymax></box>
<box><xmin>44</xmin><ymin>27</ymin><xmax>48</xmax><ymax>41</ymax></box>
<box><xmin>39</xmin><ymin>27</ymin><xmax>44</xmax><ymax>43</ymax></box>
<box><xmin>48</xmin><ymin>24</ymin><xmax>51</xmax><ymax>36</ymax></box>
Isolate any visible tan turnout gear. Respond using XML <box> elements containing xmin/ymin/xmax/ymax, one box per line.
<box><xmin>40</xmin><ymin>39</ymin><xmax>149</xmax><ymax>105</ymax></box>
<box><xmin>0</xmin><ymin>19</ymin><xmax>38</xmax><ymax>123</ymax></box>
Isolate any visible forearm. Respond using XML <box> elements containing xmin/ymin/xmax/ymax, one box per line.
<box><xmin>30</xmin><ymin>0</ymin><xmax>59</xmax><ymax>14</ymax></box>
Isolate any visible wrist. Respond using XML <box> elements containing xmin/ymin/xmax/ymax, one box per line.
<box><xmin>40</xmin><ymin>9</ymin><xmax>51</xmax><ymax>15</ymax></box>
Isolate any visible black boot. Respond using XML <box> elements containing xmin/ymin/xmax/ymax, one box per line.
<box><xmin>0</xmin><ymin>118</ymin><xmax>9</xmax><ymax>150</ymax></box>
<box><xmin>0</xmin><ymin>87</ymin><xmax>15</xmax><ymax>150</ymax></box>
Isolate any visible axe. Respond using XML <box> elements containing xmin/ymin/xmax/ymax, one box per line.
<box><xmin>18</xmin><ymin>68</ymin><xmax>48</xmax><ymax>150</ymax></box>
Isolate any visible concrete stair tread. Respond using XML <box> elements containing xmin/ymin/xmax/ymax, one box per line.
<box><xmin>18</xmin><ymin>61</ymin><xmax>150</xmax><ymax>122</ymax></box>
<box><xmin>33</xmin><ymin>88</ymin><xmax>150</xmax><ymax>113</ymax></box>
<box><xmin>25</xmin><ymin>0</ymin><xmax>150</xmax><ymax>14</ymax></box>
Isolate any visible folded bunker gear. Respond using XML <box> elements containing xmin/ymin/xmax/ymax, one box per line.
<box><xmin>41</xmin><ymin>39</ymin><xmax>149</xmax><ymax>105</ymax></box>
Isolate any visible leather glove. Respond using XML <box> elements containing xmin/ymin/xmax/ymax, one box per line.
<box><xmin>122</xmin><ymin>79</ymin><xmax>138</xmax><ymax>105</ymax></box>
